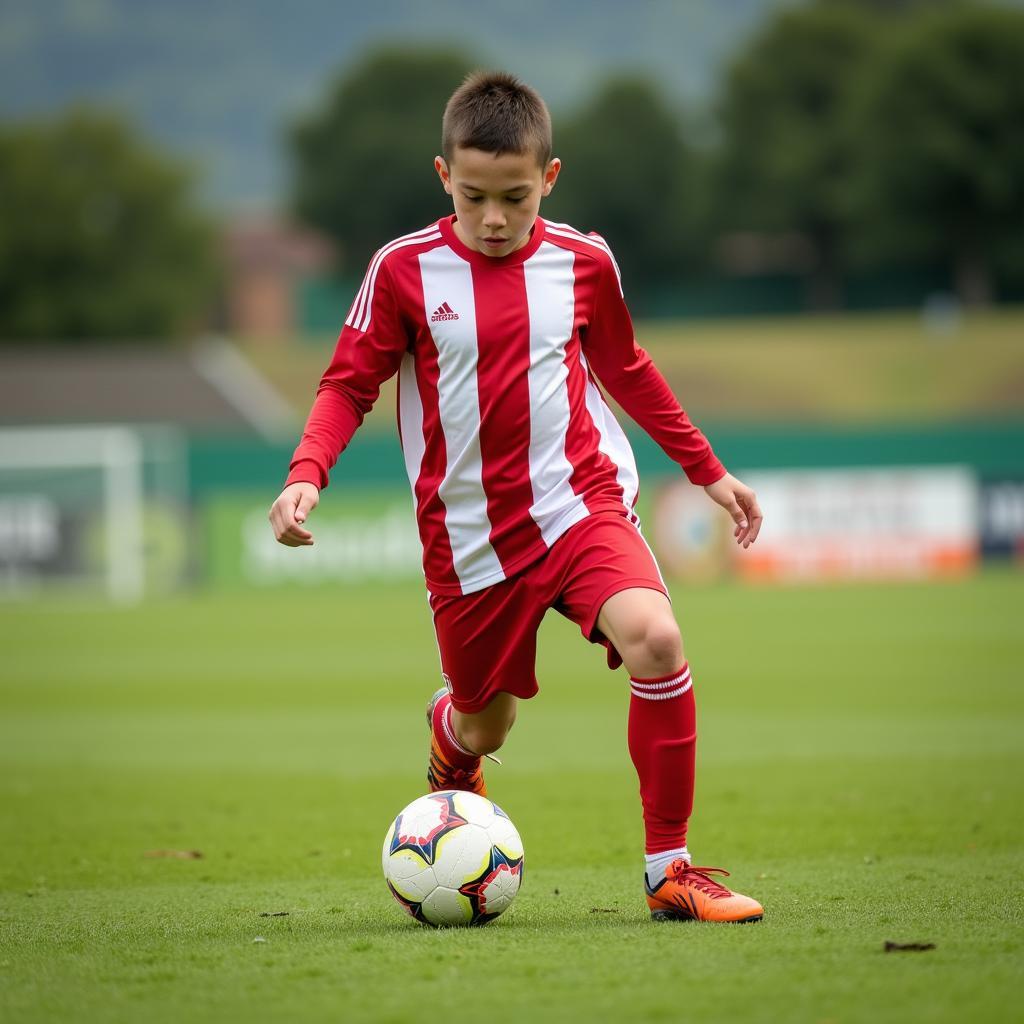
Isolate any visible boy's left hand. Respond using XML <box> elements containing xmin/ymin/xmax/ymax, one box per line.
<box><xmin>703</xmin><ymin>472</ymin><xmax>763</xmax><ymax>548</ymax></box>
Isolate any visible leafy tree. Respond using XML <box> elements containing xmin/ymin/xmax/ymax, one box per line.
<box><xmin>713</xmin><ymin>3</ymin><xmax>879</xmax><ymax>309</ymax></box>
<box><xmin>544</xmin><ymin>76</ymin><xmax>698</xmax><ymax>289</ymax></box>
<box><xmin>846</xmin><ymin>3</ymin><xmax>1024</xmax><ymax>305</ymax></box>
<box><xmin>0</xmin><ymin>109</ymin><xmax>217</xmax><ymax>341</ymax></box>
<box><xmin>290</xmin><ymin>47</ymin><xmax>474</xmax><ymax>268</ymax></box>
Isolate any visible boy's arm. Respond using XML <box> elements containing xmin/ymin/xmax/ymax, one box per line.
<box><xmin>581</xmin><ymin>254</ymin><xmax>723</xmax><ymax>485</ymax></box>
<box><xmin>284</xmin><ymin>258</ymin><xmax>406</xmax><ymax>491</ymax></box>
<box><xmin>582</xmin><ymin>251</ymin><xmax>762</xmax><ymax>547</ymax></box>
<box><xmin>269</xmin><ymin>256</ymin><xmax>406</xmax><ymax>549</ymax></box>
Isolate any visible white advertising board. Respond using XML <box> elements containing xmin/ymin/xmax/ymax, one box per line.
<box><xmin>652</xmin><ymin>466</ymin><xmax>981</xmax><ymax>583</ymax></box>
<box><xmin>734</xmin><ymin>466</ymin><xmax>979</xmax><ymax>581</ymax></box>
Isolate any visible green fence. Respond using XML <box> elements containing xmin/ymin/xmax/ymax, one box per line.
<box><xmin>190</xmin><ymin>420</ymin><xmax>1024</xmax><ymax>500</ymax></box>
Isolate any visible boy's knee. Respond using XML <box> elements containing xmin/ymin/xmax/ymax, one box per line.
<box><xmin>621</xmin><ymin>617</ymin><xmax>684</xmax><ymax>677</ymax></box>
<box><xmin>645</xmin><ymin>620</ymin><xmax>684</xmax><ymax>667</ymax></box>
<box><xmin>641</xmin><ymin>619</ymin><xmax>684</xmax><ymax>672</ymax></box>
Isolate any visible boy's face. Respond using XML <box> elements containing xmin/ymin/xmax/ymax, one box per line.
<box><xmin>435</xmin><ymin>146</ymin><xmax>560</xmax><ymax>259</ymax></box>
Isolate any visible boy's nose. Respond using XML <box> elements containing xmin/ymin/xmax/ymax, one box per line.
<box><xmin>483</xmin><ymin>205</ymin><xmax>506</xmax><ymax>228</ymax></box>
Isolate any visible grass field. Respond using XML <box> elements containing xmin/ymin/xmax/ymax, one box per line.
<box><xmin>1</xmin><ymin>573</ymin><xmax>1022</xmax><ymax>1023</ymax></box>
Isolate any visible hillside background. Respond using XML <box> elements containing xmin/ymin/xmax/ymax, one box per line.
<box><xmin>1</xmin><ymin>0</ymin><xmax>809</xmax><ymax>206</ymax></box>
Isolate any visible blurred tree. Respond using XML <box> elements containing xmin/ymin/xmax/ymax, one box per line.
<box><xmin>713</xmin><ymin>2</ymin><xmax>879</xmax><ymax>309</ymax></box>
<box><xmin>544</xmin><ymin>76</ymin><xmax>698</xmax><ymax>289</ymax></box>
<box><xmin>0</xmin><ymin>110</ymin><xmax>217</xmax><ymax>341</ymax></box>
<box><xmin>846</xmin><ymin>4</ymin><xmax>1024</xmax><ymax>305</ymax></box>
<box><xmin>290</xmin><ymin>47</ymin><xmax>474</xmax><ymax>268</ymax></box>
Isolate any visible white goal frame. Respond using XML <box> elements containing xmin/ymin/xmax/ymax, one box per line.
<box><xmin>0</xmin><ymin>425</ymin><xmax>145</xmax><ymax>603</ymax></box>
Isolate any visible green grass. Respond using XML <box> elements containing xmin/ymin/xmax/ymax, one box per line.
<box><xmin>242</xmin><ymin>307</ymin><xmax>1024</xmax><ymax>427</ymax></box>
<box><xmin>1</xmin><ymin>573</ymin><xmax>1022</xmax><ymax>1023</ymax></box>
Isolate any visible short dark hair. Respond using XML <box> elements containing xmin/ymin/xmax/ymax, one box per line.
<box><xmin>442</xmin><ymin>70</ymin><xmax>552</xmax><ymax>167</ymax></box>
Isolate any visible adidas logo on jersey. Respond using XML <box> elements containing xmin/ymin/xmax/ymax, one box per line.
<box><xmin>430</xmin><ymin>302</ymin><xmax>459</xmax><ymax>322</ymax></box>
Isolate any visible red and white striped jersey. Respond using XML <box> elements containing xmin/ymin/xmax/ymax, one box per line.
<box><xmin>286</xmin><ymin>214</ymin><xmax>725</xmax><ymax>596</ymax></box>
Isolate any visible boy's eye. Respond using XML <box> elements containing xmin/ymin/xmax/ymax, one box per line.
<box><xmin>462</xmin><ymin>194</ymin><xmax>527</xmax><ymax>204</ymax></box>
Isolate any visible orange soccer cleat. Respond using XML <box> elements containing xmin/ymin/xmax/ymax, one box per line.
<box><xmin>425</xmin><ymin>687</ymin><xmax>488</xmax><ymax>797</ymax></box>
<box><xmin>645</xmin><ymin>859</ymin><xmax>764</xmax><ymax>923</ymax></box>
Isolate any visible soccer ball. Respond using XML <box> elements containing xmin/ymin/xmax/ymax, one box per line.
<box><xmin>382</xmin><ymin>790</ymin><xmax>524</xmax><ymax>927</ymax></box>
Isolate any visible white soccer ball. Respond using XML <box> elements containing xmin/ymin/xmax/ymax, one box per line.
<box><xmin>382</xmin><ymin>790</ymin><xmax>525</xmax><ymax>927</ymax></box>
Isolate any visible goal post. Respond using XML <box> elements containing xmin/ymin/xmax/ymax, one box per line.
<box><xmin>0</xmin><ymin>424</ymin><xmax>184</xmax><ymax>603</ymax></box>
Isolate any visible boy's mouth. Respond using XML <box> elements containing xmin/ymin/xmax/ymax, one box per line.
<box><xmin>482</xmin><ymin>236</ymin><xmax>509</xmax><ymax>249</ymax></box>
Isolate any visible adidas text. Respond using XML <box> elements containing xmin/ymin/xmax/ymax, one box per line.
<box><xmin>431</xmin><ymin>303</ymin><xmax>459</xmax><ymax>323</ymax></box>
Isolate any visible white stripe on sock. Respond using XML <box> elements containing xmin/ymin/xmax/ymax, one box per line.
<box><xmin>626</xmin><ymin>667</ymin><xmax>692</xmax><ymax>700</ymax></box>
<box><xmin>630</xmin><ymin>668</ymin><xmax>691</xmax><ymax>692</ymax></box>
<box><xmin>441</xmin><ymin>703</ymin><xmax>475</xmax><ymax>757</ymax></box>
<box><xmin>630</xmin><ymin>677</ymin><xmax>693</xmax><ymax>701</ymax></box>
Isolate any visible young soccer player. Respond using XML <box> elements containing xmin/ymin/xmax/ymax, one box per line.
<box><xmin>269</xmin><ymin>71</ymin><xmax>765</xmax><ymax>923</ymax></box>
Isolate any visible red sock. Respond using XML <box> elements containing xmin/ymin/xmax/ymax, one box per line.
<box><xmin>430</xmin><ymin>692</ymin><xmax>479</xmax><ymax>769</ymax></box>
<box><xmin>627</xmin><ymin>663</ymin><xmax>696</xmax><ymax>854</ymax></box>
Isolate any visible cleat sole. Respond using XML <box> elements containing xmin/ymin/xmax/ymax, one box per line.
<box><xmin>651</xmin><ymin>909</ymin><xmax>692</xmax><ymax>923</ymax></box>
<box><xmin>650</xmin><ymin>909</ymin><xmax>763</xmax><ymax>924</ymax></box>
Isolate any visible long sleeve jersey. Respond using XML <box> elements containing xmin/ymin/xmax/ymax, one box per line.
<box><xmin>286</xmin><ymin>214</ymin><xmax>725</xmax><ymax>597</ymax></box>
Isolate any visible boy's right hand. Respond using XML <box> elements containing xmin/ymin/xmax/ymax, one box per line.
<box><xmin>268</xmin><ymin>482</ymin><xmax>320</xmax><ymax>547</ymax></box>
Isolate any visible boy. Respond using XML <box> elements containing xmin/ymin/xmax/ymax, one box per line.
<box><xmin>269</xmin><ymin>71</ymin><xmax>764</xmax><ymax>923</ymax></box>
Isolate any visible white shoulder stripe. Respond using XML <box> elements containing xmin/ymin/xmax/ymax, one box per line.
<box><xmin>349</xmin><ymin>226</ymin><xmax>442</xmax><ymax>331</ymax></box>
<box><xmin>348</xmin><ymin>224</ymin><xmax>441</xmax><ymax>327</ymax></box>
<box><xmin>543</xmin><ymin>221</ymin><xmax>622</xmax><ymax>293</ymax></box>
<box><xmin>543</xmin><ymin>218</ymin><xmax>608</xmax><ymax>244</ymax></box>
<box><xmin>346</xmin><ymin>226</ymin><xmax>443</xmax><ymax>332</ymax></box>
<box><xmin>542</xmin><ymin>219</ymin><xmax>613</xmax><ymax>258</ymax></box>
<box><xmin>588</xmin><ymin>231</ymin><xmax>623</xmax><ymax>286</ymax></box>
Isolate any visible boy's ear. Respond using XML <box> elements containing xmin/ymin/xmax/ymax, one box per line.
<box><xmin>542</xmin><ymin>157</ymin><xmax>561</xmax><ymax>197</ymax></box>
<box><xmin>435</xmin><ymin>156</ymin><xmax>452</xmax><ymax>194</ymax></box>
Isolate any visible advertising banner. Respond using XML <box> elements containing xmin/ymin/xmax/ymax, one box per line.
<box><xmin>979</xmin><ymin>479</ymin><xmax>1024</xmax><ymax>562</ymax></box>
<box><xmin>650</xmin><ymin>482</ymin><xmax>733</xmax><ymax>582</ymax></box>
<box><xmin>653</xmin><ymin>466</ymin><xmax>981</xmax><ymax>583</ymax></box>
<box><xmin>204</xmin><ymin>489</ymin><xmax>422</xmax><ymax>587</ymax></box>
<box><xmin>734</xmin><ymin>466</ymin><xmax>979</xmax><ymax>581</ymax></box>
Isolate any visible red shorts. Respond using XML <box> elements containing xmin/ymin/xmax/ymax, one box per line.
<box><xmin>427</xmin><ymin>510</ymin><xmax>668</xmax><ymax>714</ymax></box>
